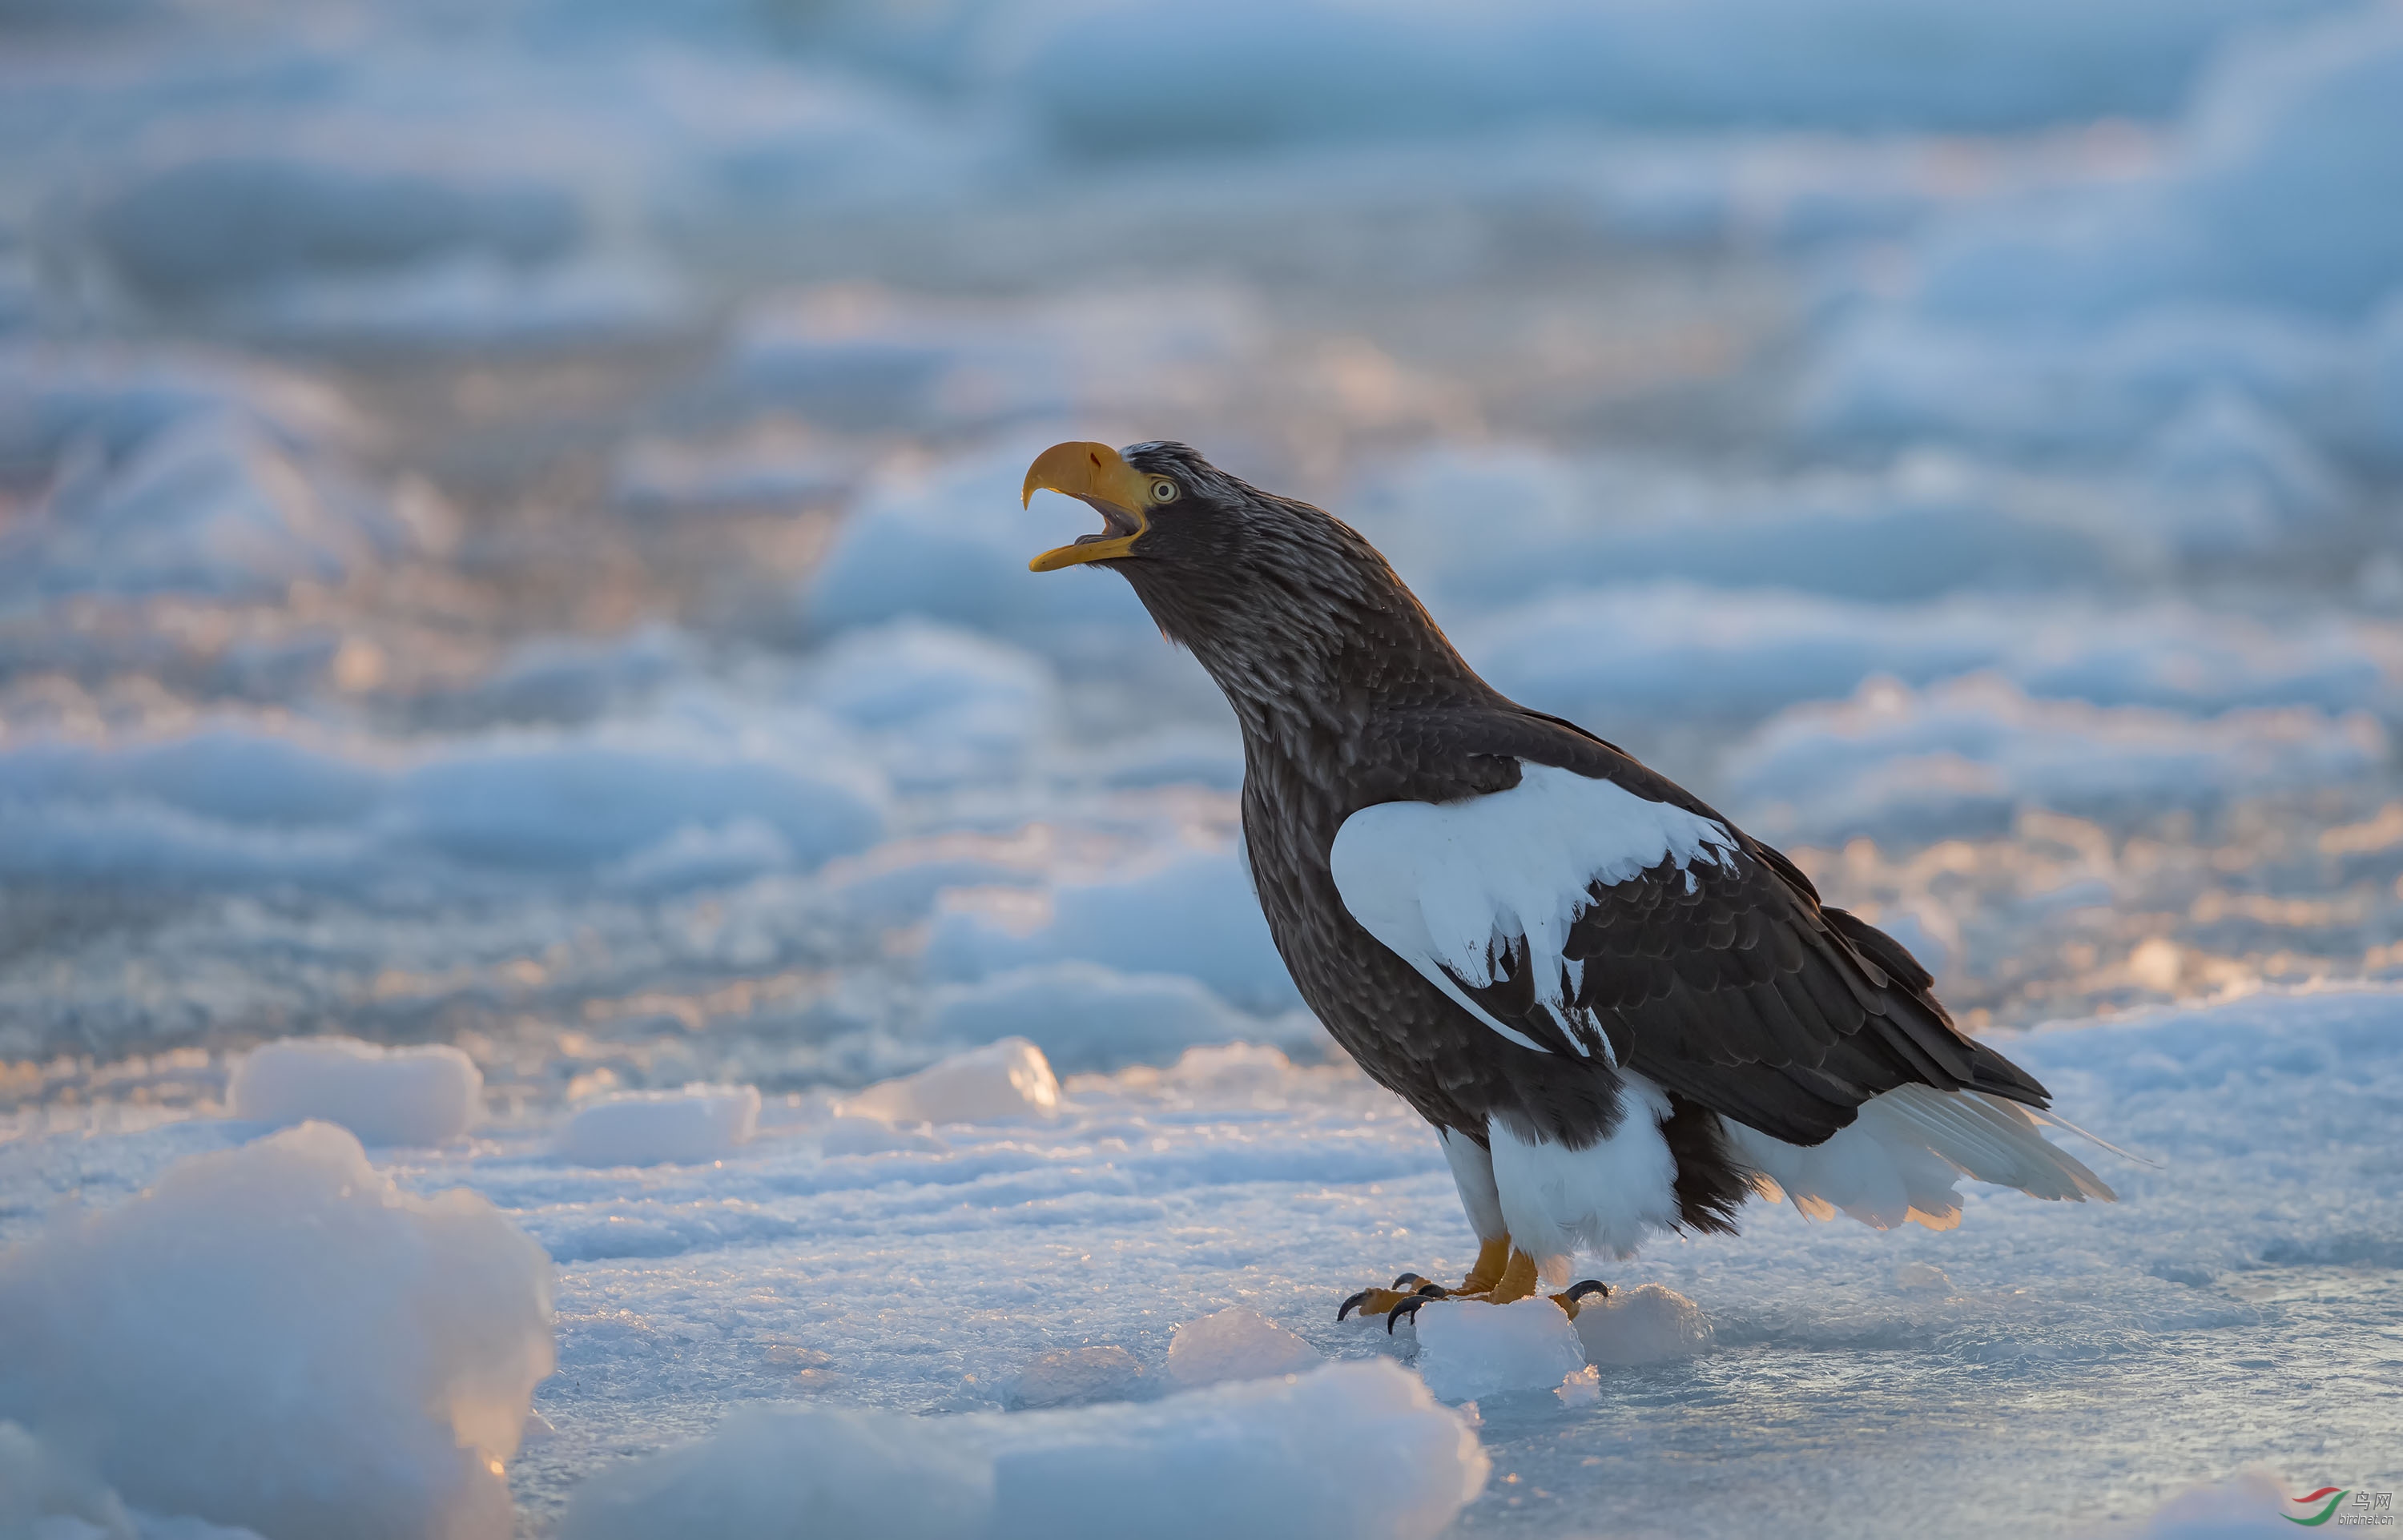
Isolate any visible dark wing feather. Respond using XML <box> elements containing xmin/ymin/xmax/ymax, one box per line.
<box><xmin>1392</xmin><ymin>705</ymin><xmax>2051</xmax><ymax>1146</ymax></box>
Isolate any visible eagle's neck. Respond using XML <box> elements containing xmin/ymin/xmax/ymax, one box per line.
<box><xmin>1122</xmin><ymin>529</ymin><xmax>1496</xmax><ymax>764</ymax></box>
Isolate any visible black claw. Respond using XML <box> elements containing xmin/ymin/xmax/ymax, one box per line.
<box><xmin>1386</xmin><ymin>1284</ymin><xmax>1443</xmax><ymax>1334</ymax></box>
<box><xmin>1390</xmin><ymin>1273</ymin><xmax>1433</xmax><ymax>1292</ymax></box>
<box><xmin>1563</xmin><ymin>1280</ymin><xmax>1612</xmax><ymax>1305</ymax></box>
<box><xmin>1337</xmin><ymin>1289</ymin><xmax>1374</xmax><ymax>1321</ymax></box>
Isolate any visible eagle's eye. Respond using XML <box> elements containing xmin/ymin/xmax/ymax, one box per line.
<box><xmin>1149</xmin><ymin>477</ymin><xmax>1181</xmax><ymax>504</ymax></box>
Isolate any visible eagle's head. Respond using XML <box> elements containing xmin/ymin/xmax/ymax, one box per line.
<box><xmin>1020</xmin><ymin>439</ymin><xmax>1475</xmax><ymax>719</ymax></box>
<box><xmin>1021</xmin><ymin>439</ymin><xmax>1310</xmax><ymax>581</ymax></box>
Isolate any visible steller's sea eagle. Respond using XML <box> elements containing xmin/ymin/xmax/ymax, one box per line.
<box><xmin>1022</xmin><ymin>440</ymin><xmax>2114</xmax><ymax>1327</ymax></box>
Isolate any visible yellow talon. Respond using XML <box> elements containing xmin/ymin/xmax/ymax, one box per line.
<box><xmin>1338</xmin><ymin>1236</ymin><xmax>1556</xmax><ymax>1322</ymax></box>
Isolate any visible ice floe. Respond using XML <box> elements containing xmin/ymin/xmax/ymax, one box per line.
<box><xmin>227</xmin><ymin>1037</ymin><xmax>481</xmax><ymax>1147</ymax></box>
<box><xmin>1727</xmin><ymin>673</ymin><xmax>2389</xmax><ymax>845</ymax></box>
<box><xmin>925</xmin><ymin>849</ymin><xmax>1303</xmax><ymax>1013</ymax></box>
<box><xmin>1806</xmin><ymin>5</ymin><xmax>2403</xmax><ymax>464</ymax></box>
<box><xmin>559</xmin><ymin>1085</ymin><xmax>762</xmax><ymax>1167</ymax></box>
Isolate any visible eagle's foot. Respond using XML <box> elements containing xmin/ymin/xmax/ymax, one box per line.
<box><xmin>1337</xmin><ymin>1277</ymin><xmax>1445</xmax><ymax>1322</ymax></box>
<box><xmin>1340</xmin><ymin>1241</ymin><xmax>1566</xmax><ymax>1331</ymax></box>
<box><xmin>1386</xmin><ymin>1273</ymin><xmax>1608</xmax><ymax>1332</ymax></box>
<box><xmin>1552</xmin><ymin>1279</ymin><xmax>1612</xmax><ymax>1319</ymax></box>
<box><xmin>1337</xmin><ymin>1237</ymin><xmax>1518</xmax><ymax>1323</ymax></box>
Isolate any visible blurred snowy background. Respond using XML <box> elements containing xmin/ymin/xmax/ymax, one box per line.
<box><xmin>2</xmin><ymin>0</ymin><xmax>2401</xmax><ymax>1536</ymax></box>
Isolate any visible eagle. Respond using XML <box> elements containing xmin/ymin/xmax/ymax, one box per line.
<box><xmin>1021</xmin><ymin>439</ymin><xmax>2114</xmax><ymax>1329</ymax></box>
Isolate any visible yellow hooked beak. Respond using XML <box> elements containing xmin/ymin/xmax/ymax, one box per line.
<box><xmin>1023</xmin><ymin>441</ymin><xmax>1161</xmax><ymax>572</ymax></box>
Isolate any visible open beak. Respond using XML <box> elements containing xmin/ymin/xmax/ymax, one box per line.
<box><xmin>1023</xmin><ymin>441</ymin><xmax>1153</xmax><ymax>572</ymax></box>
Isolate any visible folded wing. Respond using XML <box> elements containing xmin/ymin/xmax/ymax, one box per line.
<box><xmin>1329</xmin><ymin>714</ymin><xmax>2053</xmax><ymax>1148</ymax></box>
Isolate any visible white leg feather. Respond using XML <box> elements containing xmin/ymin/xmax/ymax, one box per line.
<box><xmin>1486</xmin><ymin>1073</ymin><xmax>1685</xmax><ymax>1282</ymax></box>
<box><xmin>1436</xmin><ymin>1126</ymin><xmax>1508</xmax><ymax>1243</ymax></box>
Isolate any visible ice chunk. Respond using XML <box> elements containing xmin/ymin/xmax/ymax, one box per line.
<box><xmin>1165</xmin><ymin>1308</ymin><xmax>1321</xmax><ymax>1388</ymax></box>
<box><xmin>559</xmin><ymin>1396</ymin><xmax>993</xmax><ymax>1540</ymax></box>
<box><xmin>0</xmin><ymin>703</ymin><xmax>889</xmax><ymax>891</ymax></box>
<box><xmin>2133</xmin><ymin>389</ymin><xmax>2347</xmax><ymax>555</ymax></box>
<box><xmin>1465</xmin><ymin>581</ymin><xmax>2403</xmax><ymax>730</ymax></box>
<box><xmin>0</xmin><ymin>1419</ymin><xmax>126</xmax><ymax>1537</ymax></box>
<box><xmin>0</xmin><ymin>347</ymin><xmax>424</xmax><ymax>602</ymax></box>
<box><xmin>988</xmin><ymin>0</ymin><xmax>2336</xmax><ymax>151</ymax></box>
<box><xmin>1554</xmin><ymin>1365</ymin><xmax>1601</xmax><ymax>1407</ymax></box>
<box><xmin>227</xmin><ymin>1037</ymin><xmax>481</xmax><ymax>1147</ymax></box>
<box><xmin>1570</xmin><ymin>1284</ymin><xmax>1715</xmax><ymax>1366</ymax></box>
<box><xmin>453</xmin><ymin>625</ymin><xmax>699</xmax><ymax>728</ymax></box>
<box><xmin>0</xmin><ymin>1122</ymin><xmax>553</xmax><ymax>1540</ymax></box>
<box><xmin>723</xmin><ymin>283</ymin><xmax>1260</xmax><ymax>436</ymax></box>
<box><xmin>1004</xmin><ymin>1346</ymin><xmax>1146</xmax><ymax>1411</ymax></box>
<box><xmin>560</xmin><ymin>1085</ymin><xmax>762</xmax><ymax>1166</ymax></box>
<box><xmin>1409</xmin><ymin>1297</ymin><xmax>1587</xmax><ymax>1403</ymax></box>
<box><xmin>923</xmin><ymin>963</ymin><xmax>1291</xmax><ymax>1074</ymax></box>
<box><xmin>842</xmin><ymin>1038</ymin><xmax>1061</xmax><ymax>1125</ymax></box>
<box><xmin>1807</xmin><ymin>6</ymin><xmax>2403</xmax><ymax>461</ymax></box>
<box><xmin>926</xmin><ymin>850</ymin><xmax>1303</xmax><ymax>1013</ymax></box>
<box><xmin>231</xmin><ymin>254</ymin><xmax>694</xmax><ymax>352</ymax></box>
<box><xmin>398</xmin><ymin>713</ymin><xmax>888</xmax><ymax>875</ymax></box>
<box><xmin>2</xmin><ymin>1418</ymin><xmax>275</xmax><ymax>1538</ymax></box>
<box><xmin>562</xmin><ymin>1360</ymin><xmax>1484</xmax><ymax>1540</ymax></box>
<box><xmin>1161</xmin><ymin>1043</ymin><xmax>1310</xmax><ymax>1101</ymax></box>
<box><xmin>1463</xmin><ymin>582</ymin><xmax>2007</xmax><ymax>727</ymax></box>
<box><xmin>1480</xmin><ymin>577</ymin><xmax>2403</xmax><ymax>726</ymax></box>
<box><xmin>802</xmin><ymin>621</ymin><xmax>1059</xmax><ymax>791</ymax></box>
<box><xmin>1729</xmin><ymin>673</ymin><xmax>2388</xmax><ymax>846</ymax></box>
<box><xmin>1091</xmin><ymin>725</ymin><xmax>1246</xmax><ymax>792</ymax></box>
<box><xmin>613</xmin><ymin>425</ymin><xmax>855</xmax><ymax>521</ymax></box>
<box><xmin>1358</xmin><ymin>444</ymin><xmax>2139</xmax><ymax>614</ymax></box>
<box><xmin>84</xmin><ymin>157</ymin><xmax>582</xmax><ymax>305</ymax></box>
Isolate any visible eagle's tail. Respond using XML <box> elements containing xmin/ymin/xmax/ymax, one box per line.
<box><xmin>1722</xmin><ymin>1084</ymin><xmax>2116</xmax><ymax>1232</ymax></box>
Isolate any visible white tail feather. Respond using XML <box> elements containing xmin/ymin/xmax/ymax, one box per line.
<box><xmin>1724</xmin><ymin>1086</ymin><xmax>2116</xmax><ymax>1232</ymax></box>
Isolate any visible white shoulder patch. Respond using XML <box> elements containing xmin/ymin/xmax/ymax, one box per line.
<box><xmin>1329</xmin><ymin>762</ymin><xmax>1739</xmax><ymax>1058</ymax></box>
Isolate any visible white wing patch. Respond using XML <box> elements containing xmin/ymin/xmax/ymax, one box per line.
<box><xmin>1330</xmin><ymin>762</ymin><xmax>1740</xmax><ymax>1058</ymax></box>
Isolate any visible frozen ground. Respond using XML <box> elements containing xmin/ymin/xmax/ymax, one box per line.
<box><xmin>4</xmin><ymin>999</ymin><xmax>2397</xmax><ymax>1537</ymax></box>
<box><xmin>2</xmin><ymin>0</ymin><xmax>2400</xmax><ymax>1532</ymax></box>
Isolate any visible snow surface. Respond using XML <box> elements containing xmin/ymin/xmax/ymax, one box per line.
<box><xmin>6</xmin><ymin>0</ymin><xmax>2402</xmax><ymax>1530</ymax></box>
<box><xmin>227</xmin><ymin>1036</ymin><xmax>481</xmax><ymax>1147</ymax></box>
<box><xmin>8</xmin><ymin>995</ymin><xmax>2397</xmax><ymax>1537</ymax></box>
